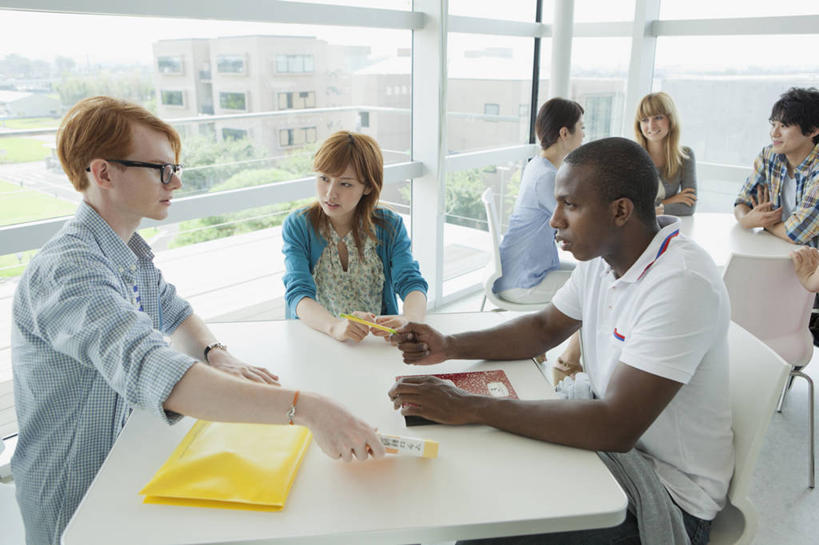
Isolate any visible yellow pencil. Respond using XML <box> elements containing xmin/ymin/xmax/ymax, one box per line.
<box><xmin>340</xmin><ymin>313</ymin><xmax>398</xmax><ymax>335</ymax></box>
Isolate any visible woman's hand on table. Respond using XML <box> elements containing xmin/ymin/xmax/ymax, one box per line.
<box><xmin>370</xmin><ymin>315</ymin><xmax>408</xmax><ymax>340</ymax></box>
<box><xmin>388</xmin><ymin>376</ymin><xmax>477</xmax><ymax>425</ymax></box>
<box><xmin>206</xmin><ymin>349</ymin><xmax>280</xmax><ymax>385</ymax></box>
<box><xmin>297</xmin><ymin>392</ymin><xmax>386</xmax><ymax>461</ymax></box>
<box><xmin>389</xmin><ymin>322</ymin><xmax>451</xmax><ymax>365</ymax></box>
<box><xmin>663</xmin><ymin>187</ymin><xmax>697</xmax><ymax>207</ymax></box>
<box><xmin>330</xmin><ymin>311</ymin><xmax>373</xmax><ymax>343</ymax></box>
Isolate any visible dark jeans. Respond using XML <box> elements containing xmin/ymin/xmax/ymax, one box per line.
<box><xmin>457</xmin><ymin>507</ymin><xmax>711</xmax><ymax>545</ymax></box>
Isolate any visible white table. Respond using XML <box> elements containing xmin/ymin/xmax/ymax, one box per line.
<box><xmin>63</xmin><ymin>312</ymin><xmax>626</xmax><ymax>545</ymax></box>
<box><xmin>678</xmin><ymin>213</ymin><xmax>798</xmax><ymax>266</ymax></box>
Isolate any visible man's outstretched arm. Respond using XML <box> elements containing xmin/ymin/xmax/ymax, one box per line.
<box><xmin>390</xmin><ymin>303</ymin><xmax>581</xmax><ymax>365</ymax></box>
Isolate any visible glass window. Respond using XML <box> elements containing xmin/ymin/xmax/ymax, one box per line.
<box><xmin>660</xmin><ymin>0</ymin><xmax>818</xmax><ymax>19</ymax></box>
<box><xmin>441</xmin><ymin>160</ymin><xmax>529</xmax><ymax>298</ymax></box>
<box><xmin>0</xmin><ymin>9</ymin><xmax>413</xmax><ymax>425</ymax></box>
<box><xmin>157</xmin><ymin>55</ymin><xmax>184</xmax><ymax>74</ymax></box>
<box><xmin>539</xmin><ymin>37</ymin><xmax>630</xmax><ymax>141</ymax></box>
<box><xmin>447</xmin><ymin>34</ymin><xmax>536</xmax><ymax>153</ymax></box>
<box><xmin>219</xmin><ymin>91</ymin><xmax>247</xmax><ymax>111</ymax></box>
<box><xmin>449</xmin><ymin>0</ymin><xmax>540</xmax><ymax>22</ymax></box>
<box><xmin>276</xmin><ymin>55</ymin><xmax>315</xmax><ymax>74</ymax></box>
<box><xmin>216</xmin><ymin>55</ymin><xmax>246</xmax><ymax>74</ymax></box>
<box><xmin>292</xmin><ymin>0</ymin><xmax>410</xmax><ymax>9</ymax></box>
<box><xmin>278</xmin><ymin>92</ymin><xmax>293</xmax><ymax>109</ymax></box>
<box><xmin>199</xmin><ymin>62</ymin><xmax>212</xmax><ymax>81</ymax></box>
<box><xmin>583</xmin><ymin>94</ymin><xmax>614</xmax><ymax>142</ymax></box>
<box><xmin>654</xmin><ymin>34</ymin><xmax>819</xmax><ymax>212</ymax></box>
<box><xmin>160</xmin><ymin>90</ymin><xmax>185</xmax><ymax>107</ymax></box>
<box><xmin>654</xmin><ymin>35</ymin><xmax>819</xmax><ymax>167</ymax></box>
<box><xmin>222</xmin><ymin>128</ymin><xmax>248</xmax><ymax>140</ymax></box>
<box><xmin>573</xmin><ymin>0</ymin><xmax>635</xmax><ymax>22</ymax></box>
<box><xmin>278</xmin><ymin>127</ymin><xmax>318</xmax><ymax>147</ymax></box>
<box><xmin>278</xmin><ymin>91</ymin><xmax>316</xmax><ymax>109</ymax></box>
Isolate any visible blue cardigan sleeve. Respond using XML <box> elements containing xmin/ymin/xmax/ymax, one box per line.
<box><xmin>282</xmin><ymin>211</ymin><xmax>320</xmax><ymax>319</ymax></box>
<box><xmin>380</xmin><ymin>210</ymin><xmax>428</xmax><ymax>300</ymax></box>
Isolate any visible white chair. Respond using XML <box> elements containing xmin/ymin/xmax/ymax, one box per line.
<box><xmin>479</xmin><ymin>187</ymin><xmax>549</xmax><ymax>312</ymax></box>
<box><xmin>708</xmin><ymin>322</ymin><xmax>791</xmax><ymax>545</ymax></box>
<box><xmin>0</xmin><ymin>483</ymin><xmax>25</xmax><ymax>544</ymax></box>
<box><xmin>721</xmin><ymin>252</ymin><xmax>815</xmax><ymax>488</ymax></box>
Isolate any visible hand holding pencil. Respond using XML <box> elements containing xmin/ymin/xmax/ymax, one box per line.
<box><xmin>340</xmin><ymin>313</ymin><xmax>408</xmax><ymax>341</ymax></box>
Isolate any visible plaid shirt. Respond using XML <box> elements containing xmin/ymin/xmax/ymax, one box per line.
<box><xmin>11</xmin><ymin>202</ymin><xmax>195</xmax><ymax>545</ymax></box>
<box><xmin>734</xmin><ymin>143</ymin><xmax>819</xmax><ymax>246</ymax></box>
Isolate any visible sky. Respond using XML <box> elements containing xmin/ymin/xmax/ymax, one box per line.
<box><xmin>0</xmin><ymin>1</ymin><xmax>817</xmax><ymax>71</ymax></box>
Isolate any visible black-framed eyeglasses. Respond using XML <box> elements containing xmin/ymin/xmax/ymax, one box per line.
<box><xmin>85</xmin><ymin>159</ymin><xmax>183</xmax><ymax>185</ymax></box>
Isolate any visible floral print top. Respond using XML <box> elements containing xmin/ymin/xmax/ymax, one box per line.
<box><xmin>313</xmin><ymin>226</ymin><xmax>385</xmax><ymax>316</ymax></box>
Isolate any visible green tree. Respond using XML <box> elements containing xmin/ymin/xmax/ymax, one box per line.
<box><xmin>178</xmin><ymin>134</ymin><xmax>264</xmax><ymax>195</ymax></box>
<box><xmin>170</xmin><ymin>141</ymin><xmax>322</xmax><ymax>247</ymax></box>
<box><xmin>170</xmin><ymin>166</ymin><xmax>311</xmax><ymax>247</ymax></box>
<box><xmin>54</xmin><ymin>70</ymin><xmax>154</xmax><ymax>108</ymax></box>
<box><xmin>445</xmin><ymin>169</ymin><xmax>487</xmax><ymax>230</ymax></box>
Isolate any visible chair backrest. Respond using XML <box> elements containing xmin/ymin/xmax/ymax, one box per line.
<box><xmin>481</xmin><ymin>187</ymin><xmax>503</xmax><ymax>279</ymax></box>
<box><xmin>726</xmin><ymin>322</ymin><xmax>791</xmax><ymax>501</ymax></box>
<box><xmin>0</xmin><ymin>482</ymin><xmax>25</xmax><ymax>544</ymax></box>
<box><xmin>709</xmin><ymin>322</ymin><xmax>791</xmax><ymax>545</ymax></box>
<box><xmin>722</xmin><ymin>253</ymin><xmax>814</xmax><ymax>366</ymax></box>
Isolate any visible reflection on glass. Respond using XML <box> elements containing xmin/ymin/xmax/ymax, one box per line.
<box><xmin>442</xmin><ymin>161</ymin><xmax>528</xmax><ymax>295</ymax></box>
<box><xmin>447</xmin><ymin>34</ymin><xmax>536</xmax><ymax>153</ymax></box>
<box><xmin>654</xmin><ymin>35</ymin><xmax>819</xmax><ymax>167</ymax></box>
<box><xmin>538</xmin><ymin>38</ymin><xmax>629</xmax><ymax>141</ymax></box>
<box><xmin>0</xmin><ymin>9</ymin><xmax>412</xmax><ymax>250</ymax></box>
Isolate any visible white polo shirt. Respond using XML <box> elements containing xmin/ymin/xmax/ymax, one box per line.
<box><xmin>551</xmin><ymin>216</ymin><xmax>734</xmax><ymax>520</ymax></box>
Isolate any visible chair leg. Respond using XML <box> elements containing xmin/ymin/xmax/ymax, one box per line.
<box><xmin>792</xmin><ymin>369</ymin><xmax>815</xmax><ymax>489</ymax></box>
<box><xmin>777</xmin><ymin>372</ymin><xmax>796</xmax><ymax>413</ymax></box>
<box><xmin>480</xmin><ymin>295</ymin><xmax>487</xmax><ymax>312</ymax></box>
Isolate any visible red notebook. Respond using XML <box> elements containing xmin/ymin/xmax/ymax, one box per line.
<box><xmin>395</xmin><ymin>370</ymin><xmax>518</xmax><ymax>426</ymax></box>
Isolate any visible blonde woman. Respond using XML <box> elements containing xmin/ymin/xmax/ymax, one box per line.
<box><xmin>635</xmin><ymin>92</ymin><xmax>697</xmax><ymax>216</ymax></box>
<box><xmin>282</xmin><ymin>131</ymin><xmax>428</xmax><ymax>342</ymax></box>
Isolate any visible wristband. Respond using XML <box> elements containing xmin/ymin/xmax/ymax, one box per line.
<box><xmin>287</xmin><ymin>390</ymin><xmax>300</xmax><ymax>425</ymax></box>
<box><xmin>203</xmin><ymin>342</ymin><xmax>227</xmax><ymax>363</ymax></box>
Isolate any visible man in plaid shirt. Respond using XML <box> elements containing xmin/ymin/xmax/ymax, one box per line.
<box><xmin>11</xmin><ymin>97</ymin><xmax>385</xmax><ymax>545</ymax></box>
<box><xmin>734</xmin><ymin>87</ymin><xmax>819</xmax><ymax>246</ymax></box>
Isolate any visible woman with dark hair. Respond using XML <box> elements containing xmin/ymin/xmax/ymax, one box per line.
<box><xmin>493</xmin><ymin>97</ymin><xmax>584</xmax><ymax>304</ymax></box>
<box><xmin>282</xmin><ymin>131</ymin><xmax>428</xmax><ymax>342</ymax></box>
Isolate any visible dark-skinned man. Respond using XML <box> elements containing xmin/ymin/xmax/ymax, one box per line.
<box><xmin>389</xmin><ymin>137</ymin><xmax>732</xmax><ymax>545</ymax></box>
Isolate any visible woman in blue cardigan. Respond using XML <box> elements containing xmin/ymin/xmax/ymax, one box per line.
<box><xmin>282</xmin><ymin>131</ymin><xmax>428</xmax><ymax>342</ymax></box>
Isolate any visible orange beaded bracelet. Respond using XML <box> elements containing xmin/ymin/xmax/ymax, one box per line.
<box><xmin>287</xmin><ymin>390</ymin><xmax>300</xmax><ymax>425</ymax></box>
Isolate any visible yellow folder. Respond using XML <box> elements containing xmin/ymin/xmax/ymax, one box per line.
<box><xmin>140</xmin><ymin>420</ymin><xmax>312</xmax><ymax>511</ymax></box>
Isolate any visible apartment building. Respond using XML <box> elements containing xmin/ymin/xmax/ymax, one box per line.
<box><xmin>153</xmin><ymin>36</ymin><xmax>367</xmax><ymax>154</ymax></box>
<box><xmin>152</xmin><ymin>39</ymin><xmax>213</xmax><ymax>120</ymax></box>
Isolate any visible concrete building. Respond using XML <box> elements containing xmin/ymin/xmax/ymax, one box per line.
<box><xmin>152</xmin><ymin>38</ymin><xmax>214</xmax><ymax>121</ymax></box>
<box><xmin>0</xmin><ymin>90</ymin><xmax>60</xmax><ymax>118</ymax></box>
<box><xmin>153</xmin><ymin>36</ymin><xmax>369</xmax><ymax>154</ymax></box>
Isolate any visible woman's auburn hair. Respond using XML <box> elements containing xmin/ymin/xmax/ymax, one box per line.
<box><xmin>57</xmin><ymin>96</ymin><xmax>181</xmax><ymax>191</ymax></box>
<box><xmin>304</xmin><ymin>131</ymin><xmax>386</xmax><ymax>257</ymax></box>
<box><xmin>633</xmin><ymin>91</ymin><xmax>689</xmax><ymax>180</ymax></box>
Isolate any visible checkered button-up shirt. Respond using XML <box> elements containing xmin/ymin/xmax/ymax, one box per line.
<box><xmin>11</xmin><ymin>202</ymin><xmax>196</xmax><ymax>545</ymax></box>
<box><xmin>734</xmin><ymin>143</ymin><xmax>819</xmax><ymax>246</ymax></box>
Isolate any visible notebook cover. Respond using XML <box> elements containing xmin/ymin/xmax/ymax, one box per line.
<box><xmin>396</xmin><ymin>369</ymin><xmax>519</xmax><ymax>426</ymax></box>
